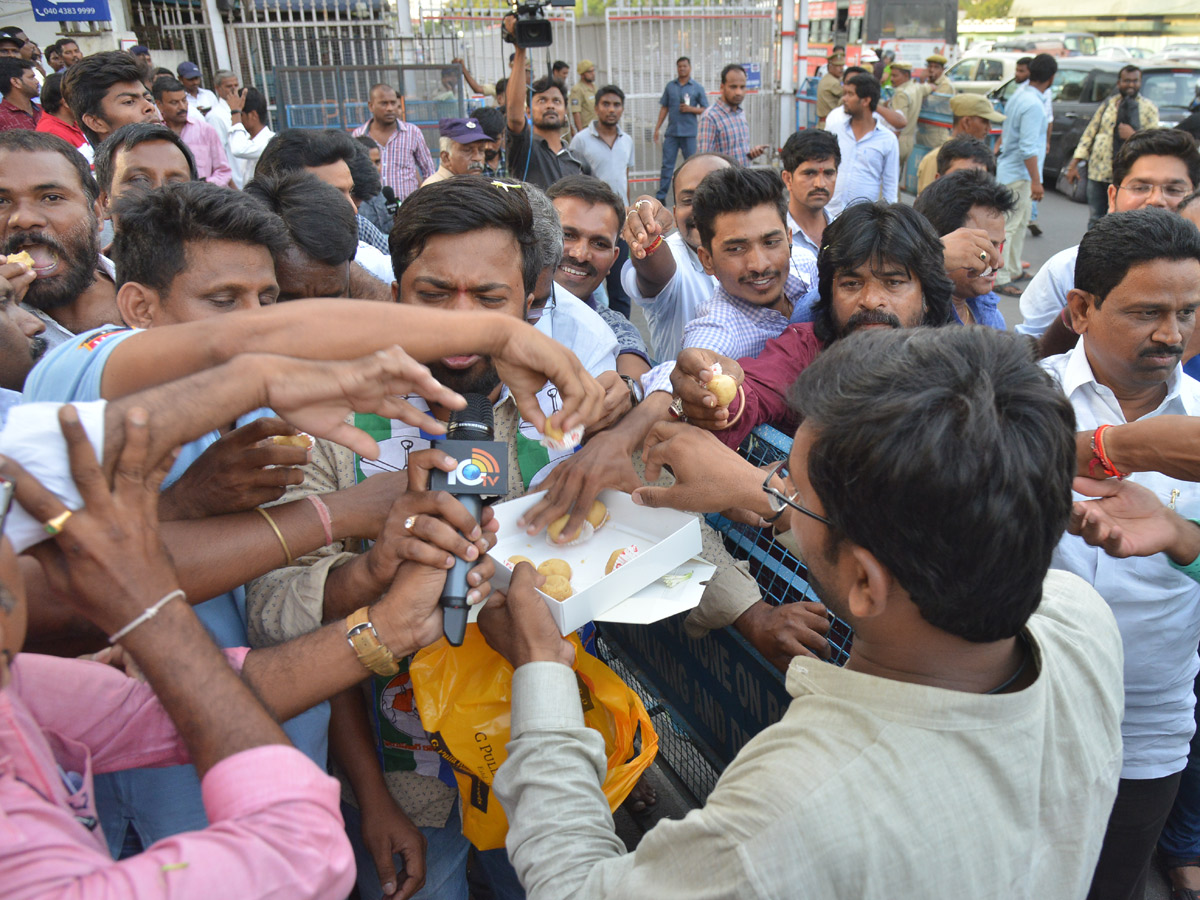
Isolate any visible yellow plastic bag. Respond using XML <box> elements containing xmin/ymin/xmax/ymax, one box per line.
<box><xmin>410</xmin><ymin>624</ymin><xmax>658</xmax><ymax>850</ymax></box>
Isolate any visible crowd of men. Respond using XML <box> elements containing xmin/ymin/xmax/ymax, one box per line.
<box><xmin>2</xmin><ymin>28</ymin><xmax>1200</xmax><ymax>900</ymax></box>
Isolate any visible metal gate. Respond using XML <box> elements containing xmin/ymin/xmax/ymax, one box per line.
<box><xmin>604</xmin><ymin>2</ymin><xmax>781</xmax><ymax>189</ymax></box>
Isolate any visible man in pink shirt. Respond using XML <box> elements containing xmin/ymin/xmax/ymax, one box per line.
<box><xmin>153</xmin><ymin>75</ymin><xmax>232</xmax><ymax>186</ymax></box>
<box><xmin>0</xmin><ymin>345</ymin><xmax>505</xmax><ymax>899</ymax></box>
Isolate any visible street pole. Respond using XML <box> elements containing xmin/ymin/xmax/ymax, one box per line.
<box><xmin>780</xmin><ymin>0</ymin><xmax>795</xmax><ymax>136</ymax></box>
<box><xmin>202</xmin><ymin>0</ymin><xmax>233</xmax><ymax>70</ymax></box>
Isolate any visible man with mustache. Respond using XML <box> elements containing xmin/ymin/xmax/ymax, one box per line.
<box><xmin>421</xmin><ymin>117</ymin><xmax>491</xmax><ymax>186</ymax></box>
<box><xmin>1040</xmin><ymin>207</ymin><xmax>1200</xmax><ymax>900</ymax></box>
<box><xmin>667</xmin><ymin>202</ymin><xmax>954</xmax><ymax>448</ymax></box>
<box><xmin>913</xmin><ymin>168</ymin><xmax>1014</xmax><ymax>328</ymax></box>
<box><xmin>0</xmin><ymin>130</ymin><xmax>118</xmax><ymax>350</ymax></box>
<box><xmin>780</xmin><ymin>129</ymin><xmax>838</xmax><ymax>263</ymax></box>
<box><xmin>503</xmin><ymin>17</ymin><xmax>590</xmax><ymax>190</ymax></box>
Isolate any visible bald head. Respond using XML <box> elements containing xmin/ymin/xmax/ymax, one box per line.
<box><xmin>673</xmin><ymin>154</ymin><xmax>736</xmax><ymax>250</ymax></box>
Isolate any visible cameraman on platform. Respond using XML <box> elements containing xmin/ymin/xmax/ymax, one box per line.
<box><xmin>503</xmin><ymin>15</ymin><xmax>591</xmax><ymax>190</ymax></box>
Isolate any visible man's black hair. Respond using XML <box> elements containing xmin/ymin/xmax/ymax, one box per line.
<box><xmin>59</xmin><ymin>39</ymin><xmax>79</xmax><ymax>51</ymax></box>
<box><xmin>546</xmin><ymin>174</ymin><xmax>624</xmax><ymax>240</ymax></box>
<box><xmin>471</xmin><ymin>106</ymin><xmax>505</xmax><ymax>140</ymax></box>
<box><xmin>494</xmin><ymin>77</ymin><xmax>508</xmax><ymax>102</ymax></box>
<box><xmin>390</xmin><ymin>178</ymin><xmax>539</xmax><ymax>295</ymax></box>
<box><xmin>530</xmin><ymin>76</ymin><xmax>566</xmax><ymax>103</ymax></box>
<box><xmin>45</xmin><ymin>40</ymin><xmax>61</xmax><ymax>59</ymax></box>
<box><xmin>63</xmin><ymin>51</ymin><xmax>147</xmax><ymax>145</ymax></box>
<box><xmin>1119</xmin><ymin>64</ymin><xmax>1141</xmax><ymax>79</ymax></box>
<box><xmin>111</xmin><ymin>181</ymin><xmax>289</xmax><ymax>294</ymax></box>
<box><xmin>0</xmin><ymin>129</ymin><xmax>98</xmax><ymax>203</ymax></box>
<box><xmin>552</xmin><ymin>60</ymin><xmax>568</xmax><ymax>72</ymax></box>
<box><xmin>847</xmin><ymin>72</ymin><xmax>880</xmax><ymax>111</ymax></box>
<box><xmin>244</xmin><ymin>171</ymin><xmax>357</xmax><ymax>267</ymax></box>
<box><xmin>151</xmin><ymin>76</ymin><xmax>184</xmax><ymax>102</ymax></box>
<box><xmin>1016</xmin><ymin>56</ymin><xmax>1033</xmax><ymax>67</ymax></box>
<box><xmin>256</xmin><ymin>128</ymin><xmax>381</xmax><ymax>203</ymax></box>
<box><xmin>691</xmin><ymin>166</ymin><xmax>787</xmax><ymax>250</ymax></box>
<box><xmin>720</xmin><ymin>63</ymin><xmax>746</xmax><ymax>84</ymax></box>
<box><xmin>1075</xmin><ymin>206</ymin><xmax>1200</xmax><ymax>306</ymax></box>
<box><xmin>93</xmin><ymin>122</ymin><xmax>198</xmax><ymax>194</ymax></box>
<box><xmin>243</xmin><ymin>87</ymin><xmax>269</xmax><ymax>128</ymax></box>
<box><xmin>594</xmin><ymin>84</ymin><xmax>624</xmax><ymax>105</ymax></box>
<box><xmin>780</xmin><ymin>129</ymin><xmax>840</xmax><ymax>173</ymax></box>
<box><xmin>913</xmin><ymin>168</ymin><xmax>1015</xmax><ymax>236</ymax></box>
<box><xmin>40</xmin><ymin>72</ymin><xmax>66</xmax><ymax>115</ymax></box>
<box><xmin>1028</xmin><ymin>53</ymin><xmax>1058</xmax><ymax>84</ymax></box>
<box><xmin>842</xmin><ymin>65</ymin><xmax>867</xmax><ymax>79</ymax></box>
<box><xmin>355</xmin><ymin>134</ymin><xmax>378</xmax><ymax>151</ymax></box>
<box><xmin>1112</xmin><ymin>127</ymin><xmax>1200</xmax><ymax>189</ymax></box>
<box><xmin>370</xmin><ymin>81</ymin><xmax>402</xmax><ymax>99</ymax></box>
<box><xmin>810</xmin><ymin>202</ymin><xmax>955</xmax><ymax>344</ymax></box>
<box><xmin>936</xmin><ymin>135</ymin><xmax>997</xmax><ymax>177</ymax></box>
<box><xmin>677</xmin><ymin>56</ymin><xmax>690</xmax><ymax>65</ymax></box>
<box><xmin>152</xmin><ymin>66</ymin><xmax>172</xmax><ymax>78</ymax></box>
<box><xmin>0</xmin><ymin>57</ymin><xmax>32</xmax><ymax>97</ymax></box>
<box><xmin>788</xmin><ymin>326</ymin><xmax>1076</xmax><ymax>643</ymax></box>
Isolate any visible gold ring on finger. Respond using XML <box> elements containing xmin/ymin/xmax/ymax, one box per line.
<box><xmin>44</xmin><ymin>509</ymin><xmax>73</xmax><ymax>536</ymax></box>
<box><xmin>404</xmin><ymin>515</ymin><xmax>419</xmax><ymax>531</ymax></box>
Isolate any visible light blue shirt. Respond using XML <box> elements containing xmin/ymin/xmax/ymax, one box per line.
<box><xmin>827</xmin><ymin>117</ymin><xmax>899</xmax><ymax>216</ymax></box>
<box><xmin>1043</xmin><ymin>342</ymin><xmax>1200</xmax><ymax>779</ymax></box>
<box><xmin>996</xmin><ymin>84</ymin><xmax>1048</xmax><ymax>185</ymax></box>
<box><xmin>568</xmin><ymin>122</ymin><xmax>635</xmax><ymax>206</ymax></box>
<box><xmin>22</xmin><ymin>325</ymin><xmax>330</xmax><ymax>853</ymax></box>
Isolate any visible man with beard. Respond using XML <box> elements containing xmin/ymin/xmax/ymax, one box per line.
<box><xmin>504</xmin><ymin>17</ymin><xmax>591</xmax><ymax>190</ymax></box>
<box><xmin>666</xmin><ymin>201</ymin><xmax>955</xmax><ymax>448</ymax></box>
<box><xmin>421</xmin><ymin>116</ymin><xmax>491</xmax><ymax>186</ymax></box>
<box><xmin>0</xmin><ymin>257</ymin><xmax>44</xmax><ymax>418</ymax></box>
<box><xmin>242</xmin><ymin>177</ymin><xmax>603</xmax><ymax>900</ymax></box>
<box><xmin>0</xmin><ymin>130</ymin><xmax>118</xmax><ymax>350</ymax></box>
<box><xmin>62</xmin><ymin>51</ymin><xmax>159</xmax><ymax>148</ymax></box>
<box><xmin>620</xmin><ymin>153</ymin><xmax>730</xmax><ymax>361</ymax></box>
<box><xmin>477</xmin><ymin>326</ymin><xmax>1124</xmax><ymax>900</ymax></box>
<box><xmin>352</xmin><ymin>83</ymin><xmax>435</xmax><ymax>202</ymax></box>
<box><xmin>1066</xmin><ymin>65</ymin><xmax>1159</xmax><ymax>228</ymax></box>
<box><xmin>697</xmin><ymin>64</ymin><xmax>768</xmax><ymax>165</ymax></box>
<box><xmin>780</xmin><ymin>129</ymin><xmax>838</xmax><ymax>262</ymax></box>
<box><xmin>913</xmin><ymin>168</ymin><xmax>1015</xmax><ymax>328</ymax></box>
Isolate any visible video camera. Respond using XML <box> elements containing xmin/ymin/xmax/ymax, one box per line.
<box><xmin>503</xmin><ymin>0</ymin><xmax>574</xmax><ymax>49</ymax></box>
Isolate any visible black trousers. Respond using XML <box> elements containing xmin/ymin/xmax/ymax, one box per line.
<box><xmin>1088</xmin><ymin>771</ymin><xmax>1184</xmax><ymax>900</ymax></box>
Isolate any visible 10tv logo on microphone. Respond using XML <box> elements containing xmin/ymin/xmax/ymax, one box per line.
<box><xmin>447</xmin><ymin>448</ymin><xmax>502</xmax><ymax>489</ymax></box>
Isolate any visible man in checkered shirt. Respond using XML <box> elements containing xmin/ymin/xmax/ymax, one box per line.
<box><xmin>696</xmin><ymin>64</ymin><xmax>768</xmax><ymax>166</ymax></box>
<box><xmin>352</xmin><ymin>83</ymin><xmax>435</xmax><ymax>202</ymax></box>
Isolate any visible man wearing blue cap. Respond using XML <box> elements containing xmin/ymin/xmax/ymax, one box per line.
<box><xmin>177</xmin><ymin>61</ymin><xmax>218</xmax><ymax>116</ymax></box>
<box><xmin>422</xmin><ymin>116</ymin><xmax>491</xmax><ymax>186</ymax></box>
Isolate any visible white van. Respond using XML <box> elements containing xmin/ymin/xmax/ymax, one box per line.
<box><xmin>943</xmin><ymin>53</ymin><xmax>1026</xmax><ymax>94</ymax></box>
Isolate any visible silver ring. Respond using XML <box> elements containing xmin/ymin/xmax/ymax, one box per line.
<box><xmin>404</xmin><ymin>515</ymin><xmax>418</xmax><ymax>531</ymax></box>
<box><xmin>635</xmin><ymin>199</ymin><xmax>652</xmax><ymax>211</ymax></box>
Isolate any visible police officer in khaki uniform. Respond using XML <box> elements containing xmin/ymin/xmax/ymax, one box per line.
<box><xmin>816</xmin><ymin>52</ymin><xmax>845</xmax><ymax>128</ymax></box>
<box><xmin>923</xmin><ymin>53</ymin><xmax>955</xmax><ymax>97</ymax></box>
<box><xmin>888</xmin><ymin>61</ymin><xmax>923</xmax><ymax>170</ymax></box>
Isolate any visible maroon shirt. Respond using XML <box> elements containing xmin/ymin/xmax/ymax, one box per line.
<box><xmin>717</xmin><ymin>322</ymin><xmax>824</xmax><ymax>449</ymax></box>
<box><xmin>0</xmin><ymin>98</ymin><xmax>41</xmax><ymax>132</ymax></box>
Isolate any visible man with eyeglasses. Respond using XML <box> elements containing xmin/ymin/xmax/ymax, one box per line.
<box><xmin>1018</xmin><ymin>129</ymin><xmax>1200</xmax><ymax>355</ymax></box>
<box><xmin>473</xmin><ymin>325</ymin><xmax>1125</xmax><ymax>899</ymax></box>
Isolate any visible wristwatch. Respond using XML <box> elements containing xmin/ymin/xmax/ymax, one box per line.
<box><xmin>620</xmin><ymin>373</ymin><xmax>643</xmax><ymax>407</ymax></box>
<box><xmin>345</xmin><ymin>607</ymin><xmax>400</xmax><ymax>676</ymax></box>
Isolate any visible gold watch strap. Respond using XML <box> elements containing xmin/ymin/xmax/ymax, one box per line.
<box><xmin>345</xmin><ymin>607</ymin><xmax>400</xmax><ymax>676</ymax></box>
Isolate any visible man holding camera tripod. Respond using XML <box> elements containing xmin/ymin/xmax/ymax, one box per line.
<box><xmin>503</xmin><ymin>14</ymin><xmax>592</xmax><ymax>190</ymax></box>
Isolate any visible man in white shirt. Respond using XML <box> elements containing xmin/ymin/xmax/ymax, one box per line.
<box><xmin>226</xmin><ymin>87</ymin><xmax>274</xmax><ymax>183</ymax></box>
<box><xmin>619</xmin><ymin>153</ymin><xmax>728</xmax><ymax>362</ymax></box>
<box><xmin>177</xmin><ymin>61</ymin><xmax>219</xmax><ymax>116</ymax></box>
<box><xmin>476</xmin><ymin>324</ymin><xmax>1125</xmax><ymax>900</ymax></box>
<box><xmin>827</xmin><ymin>73</ymin><xmax>899</xmax><ymax>216</ymax></box>
<box><xmin>1017</xmin><ymin>129</ymin><xmax>1200</xmax><ymax>352</ymax></box>
<box><xmin>205</xmin><ymin>69</ymin><xmax>245</xmax><ymax>187</ymax></box>
<box><xmin>1041</xmin><ymin>207</ymin><xmax>1200</xmax><ymax>900</ymax></box>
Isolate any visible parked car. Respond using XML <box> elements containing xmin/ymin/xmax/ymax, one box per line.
<box><xmin>943</xmin><ymin>53</ymin><xmax>1026</xmax><ymax>94</ymax></box>
<box><xmin>1162</xmin><ymin>43</ymin><xmax>1200</xmax><ymax>56</ymax></box>
<box><xmin>992</xmin><ymin>32</ymin><xmax>1097</xmax><ymax>57</ymax></box>
<box><xmin>990</xmin><ymin>58</ymin><xmax>1200</xmax><ymax>189</ymax></box>
<box><xmin>1096</xmin><ymin>45</ymin><xmax>1154</xmax><ymax>60</ymax></box>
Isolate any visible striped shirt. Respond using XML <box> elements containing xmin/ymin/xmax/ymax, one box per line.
<box><xmin>352</xmin><ymin>120</ymin><xmax>436</xmax><ymax>202</ymax></box>
<box><xmin>696</xmin><ymin>98</ymin><xmax>751</xmax><ymax>165</ymax></box>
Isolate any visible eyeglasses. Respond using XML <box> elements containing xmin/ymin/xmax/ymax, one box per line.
<box><xmin>761</xmin><ymin>461</ymin><xmax>832</xmax><ymax>526</ymax></box>
<box><xmin>525</xmin><ymin>292</ymin><xmax>557</xmax><ymax>323</ymax></box>
<box><xmin>1117</xmin><ymin>182</ymin><xmax>1191</xmax><ymax>200</ymax></box>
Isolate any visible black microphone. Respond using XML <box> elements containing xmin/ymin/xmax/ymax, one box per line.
<box><xmin>431</xmin><ymin>394</ymin><xmax>508</xmax><ymax>646</ymax></box>
<box><xmin>382</xmin><ymin>185</ymin><xmax>400</xmax><ymax>219</ymax></box>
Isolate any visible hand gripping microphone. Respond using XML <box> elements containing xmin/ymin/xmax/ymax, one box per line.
<box><xmin>430</xmin><ymin>394</ymin><xmax>508</xmax><ymax>646</ymax></box>
<box><xmin>382</xmin><ymin>186</ymin><xmax>400</xmax><ymax>220</ymax></box>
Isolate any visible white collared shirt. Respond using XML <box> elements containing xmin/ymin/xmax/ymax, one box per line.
<box><xmin>1015</xmin><ymin>245</ymin><xmax>1077</xmax><ymax>337</ymax></box>
<box><xmin>620</xmin><ymin>231</ymin><xmax>717</xmax><ymax>363</ymax></box>
<box><xmin>535</xmin><ymin>286</ymin><xmax>618</xmax><ymax>377</ymax></box>
<box><xmin>827</xmin><ymin>115</ymin><xmax>899</xmax><ymax>216</ymax></box>
<box><xmin>1042</xmin><ymin>341</ymin><xmax>1200</xmax><ymax>778</ymax></box>
<box><xmin>228</xmin><ymin>123</ymin><xmax>275</xmax><ymax>183</ymax></box>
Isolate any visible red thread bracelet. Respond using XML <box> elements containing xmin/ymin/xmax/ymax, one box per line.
<box><xmin>644</xmin><ymin>234</ymin><xmax>664</xmax><ymax>255</ymax></box>
<box><xmin>1089</xmin><ymin>424</ymin><xmax>1127</xmax><ymax>480</ymax></box>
